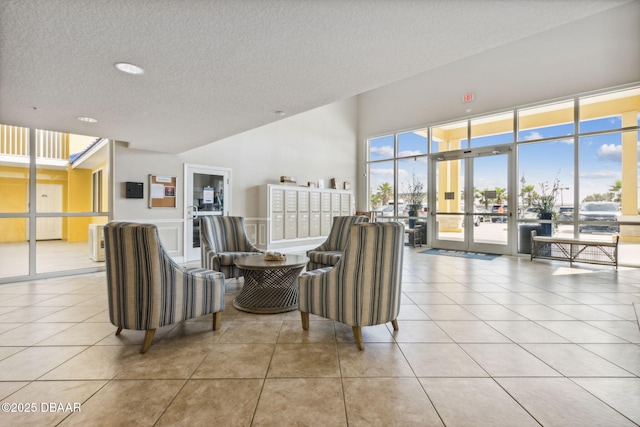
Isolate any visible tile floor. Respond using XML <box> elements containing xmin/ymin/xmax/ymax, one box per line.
<box><xmin>0</xmin><ymin>240</ymin><xmax>105</xmax><ymax>280</ymax></box>
<box><xmin>0</xmin><ymin>249</ymin><xmax>639</xmax><ymax>426</ymax></box>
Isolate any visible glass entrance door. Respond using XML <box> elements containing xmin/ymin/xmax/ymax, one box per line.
<box><xmin>432</xmin><ymin>148</ymin><xmax>511</xmax><ymax>254</ymax></box>
<box><xmin>184</xmin><ymin>165</ymin><xmax>230</xmax><ymax>262</ymax></box>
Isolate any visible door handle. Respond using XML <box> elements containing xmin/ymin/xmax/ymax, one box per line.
<box><xmin>189</xmin><ymin>205</ymin><xmax>198</xmax><ymax>220</ymax></box>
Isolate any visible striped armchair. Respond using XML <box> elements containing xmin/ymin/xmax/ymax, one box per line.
<box><xmin>200</xmin><ymin>216</ymin><xmax>262</xmax><ymax>279</ymax></box>
<box><xmin>299</xmin><ymin>222</ymin><xmax>404</xmax><ymax>350</ymax></box>
<box><xmin>104</xmin><ymin>222</ymin><xmax>225</xmax><ymax>353</ymax></box>
<box><xmin>306</xmin><ymin>215</ymin><xmax>370</xmax><ymax>270</ymax></box>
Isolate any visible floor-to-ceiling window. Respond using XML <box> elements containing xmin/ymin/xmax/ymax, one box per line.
<box><xmin>368</xmin><ymin>130</ymin><xmax>428</xmax><ymax>227</ymax></box>
<box><xmin>517</xmin><ymin>100</ymin><xmax>576</xmax><ymax>252</ymax></box>
<box><xmin>366</xmin><ymin>85</ymin><xmax>640</xmax><ymax>266</ymax></box>
<box><xmin>0</xmin><ymin>125</ymin><xmax>110</xmax><ymax>282</ymax></box>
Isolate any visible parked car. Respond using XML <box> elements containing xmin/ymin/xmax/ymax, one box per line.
<box><xmin>474</xmin><ymin>207</ymin><xmax>490</xmax><ymax>225</ymax></box>
<box><xmin>578</xmin><ymin>202</ymin><xmax>620</xmax><ymax>233</ymax></box>
<box><xmin>374</xmin><ymin>204</ymin><xmax>395</xmax><ymax>217</ymax></box>
<box><xmin>401</xmin><ymin>206</ymin><xmax>426</xmax><ymax>216</ymax></box>
<box><xmin>491</xmin><ymin>204</ymin><xmax>508</xmax><ymax>222</ymax></box>
<box><xmin>522</xmin><ymin>207</ymin><xmax>541</xmax><ymax>219</ymax></box>
<box><xmin>462</xmin><ymin>209</ymin><xmax>483</xmax><ymax>227</ymax></box>
<box><xmin>557</xmin><ymin>206</ymin><xmax>574</xmax><ymax>222</ymax></box>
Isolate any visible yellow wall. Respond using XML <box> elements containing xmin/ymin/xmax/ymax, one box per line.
<box><xmin>519</xmin><ymin>105</ymin><xmax>574</xmax><ymax>130</ymax></box>
<box><xmin>67</xmin><ymin>160</ymin><xmax>110</xmax><ymax>240</ymax></box>
<box><xmin>66</xmin><ymin>166</ymin><xmax>92</xmax><ymax>242</ymax></box>
<box><xmin>0</xmin><ymin>167</ymin><xmax>72</xmax><ymax>242</ymax></box>
<box><xmin>0</xmin><ymin>166</ymin><xmax>28</xmax><ymax>212</ymax></box>
<box><xmin>581</xmin><ymin>95</ymin><xmax>640</xmax><ymax>120</ymax></box>
<box><xmin>0</xmin><ymin>166</ymin><xmax>29</xmax><ymax>242</ymax></box>
<box><xmin>471</xmin><ymin>117</ymin><xmax>513</xmax><ymax>138</ymax></box>
<box><xmin>69</xmin><ymin>134</ymin><xmax>96</xmax><ymax>156</ymax></box>
<box><xmin>0</xmin><ymin>182</ymin><xmax>28</xmax><ymax>241</ymax></box>
<box><xmin>0</xmin><ymin>150</ymin><xmax>108</xmax><ymax>244</ymax></box>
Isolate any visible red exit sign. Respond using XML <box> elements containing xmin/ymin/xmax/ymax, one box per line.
<box><xmin>462</xmin><ymin>92</ymin><xmax>475</xmax><ymax>103</ymax></box>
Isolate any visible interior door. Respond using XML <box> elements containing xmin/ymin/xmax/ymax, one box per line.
<box><xmin>184</xmin><ymin>165</ymin><xmax>230</xmax><ymax>262</ymax></box>
<box><xmin>35</xmin><ymin>184</ymin><xmax>63</xmax><ymax>240</ymax></box>
<box><xmin>432</xmin><ymin>148</ymin><xmax>511</xmax><ymax>254</ymax></box>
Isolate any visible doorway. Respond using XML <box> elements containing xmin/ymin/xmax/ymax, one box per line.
<box><xmin>35</xmin><ymin>183</ymin><xmax>63</xmax><ymax>240</ymax></box>
<box><xmin>431</xmin><ymin>147</ymin><xmax>512</xmax><ymax>254</ymax></box>
<box><xmin>184</xmin><ymin>164</ymin><xmax>231</xmax><ymax>262</ymax></box>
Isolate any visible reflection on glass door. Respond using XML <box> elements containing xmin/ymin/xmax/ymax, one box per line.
<box><xmin>184</xmin><ymin>165</ymin><xmax>230</xmax><ymax>262</ymax></box>
<box><xmin>432</xmin><ymin>149</ymin><xmax>511</xmax><ymax>254</ymax></box>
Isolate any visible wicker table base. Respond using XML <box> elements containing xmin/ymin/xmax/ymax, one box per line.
<box><xmin>233</xmin><ymin>254</ymin><xmax>309</xmax><ymax>314</ymax></box>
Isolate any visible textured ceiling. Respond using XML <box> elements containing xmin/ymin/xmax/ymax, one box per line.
<box><xmin>0</xmin><ymin>0</ymin><xmax>633</xmax><ymax>153</ymax></box>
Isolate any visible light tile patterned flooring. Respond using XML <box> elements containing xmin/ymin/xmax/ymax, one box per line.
<box><xmin>0</xmin><ymin>249</ymin><xmax>639</xmax><ymax>426</ymax></box>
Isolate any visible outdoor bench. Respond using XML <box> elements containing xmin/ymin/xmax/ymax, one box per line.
<box><xmin>530</xmin><ymin>230</ymin><xmax>619</xmax><ymax>269</ymax></box>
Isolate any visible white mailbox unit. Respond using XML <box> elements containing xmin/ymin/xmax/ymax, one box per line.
<box><xmin>257</xmin><ymin>184</ymin><xmax>353</xmax><ymax>251</ymax></box>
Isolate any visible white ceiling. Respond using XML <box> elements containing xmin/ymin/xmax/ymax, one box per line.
<box><xmin>0</xmin><ymin>0</ymin><xmax>633</xmax><ymax>154</ymax></box>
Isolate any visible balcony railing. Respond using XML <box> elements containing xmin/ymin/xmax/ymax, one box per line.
<box><xmin>0</xmin><ymin>124</ymin><xmax>28</xmax><ymax>157</ymax></box>
<box><xmin>35</xmin><ymin>129</ymin><xmax>68</xmax><ymax>160</ymax></box>
<box><xmin>0</xmin><ymin>125</ymin><xmax>68</xmax><ymax>162</ymax></box>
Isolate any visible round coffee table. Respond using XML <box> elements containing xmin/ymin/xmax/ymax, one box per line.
<box><xmin>233</xmin><ymin>254</ymin><xmax>309</xmax><ymax>314</ymax></box>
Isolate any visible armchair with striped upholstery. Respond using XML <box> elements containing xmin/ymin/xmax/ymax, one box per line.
<box><xmin>299</xmin><ymin>222</ymin><xmax>404</xmax><ymax>350</ymax></box>
<box><xmin>104</xmin><ymin>222</ymin><xmax>225</xmax><ymax>353</ymax></box>
<box><xmin>200</xmin><ymin>216</ymin><xmax>262</xmax><ymax>278</ymax></box>
<box><xmin>305</xmin><ymin>215</ymin><xmax>370</xmax><ymax>270</ymax></box>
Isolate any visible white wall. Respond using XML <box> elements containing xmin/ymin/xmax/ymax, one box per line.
<box><xmin>112</xmin><ymin>142</ymin><xmax>186</xmax><ymax>257</ymax></box>
<box><xmin>112</xmin><ymin>142</ymin><xmax>183</xmax><ymax>221</ymax></box>
<box><xmin>113</xmin><ymin>97</ymin><xmax>358</xmax><ymax>256</ymax></box>
<box><xmin>181</xmin><ymin>96</ymin><xmax>358</xmax><ymax>218</ymax></box>
<box><xmin>356</xmin><ymin>1</ymin><xmax>640</xmax><ymax>207</ymax></box>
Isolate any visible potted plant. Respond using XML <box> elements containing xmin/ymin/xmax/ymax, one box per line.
<box><xmin>530</xmin><ymin>179</ymin><xmax>560</xmax><ymax>236</ymax></box>
<box><xmin>404</xmin><ymin>171</ymin><xmax>425</xmax><ymax>228</ymax></box>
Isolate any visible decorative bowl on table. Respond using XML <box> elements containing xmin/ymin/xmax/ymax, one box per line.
<box><xmin>264</xmin><ymin>251</ymin><xmax>286</xmax><ymax>261</ymax></box>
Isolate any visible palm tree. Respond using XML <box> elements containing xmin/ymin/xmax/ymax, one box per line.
<box><xmin>494</xmin><ymin>187</ymin><xmax>507</xmax><ymax>204</ymax></box>
<box><xmin>474</xmin><ymin>187</ymin><xmax>488</xmax><ymax>209</ymax></box>
<box><xmin>520</xmin><ymin>184</ymin><xmax>536</xmax><ymax>208</ymax></box>
<box><xmin>609</xmin><ymin>180</ymin><xmax>622</xmax><ymax>203</ymax></box>
<box><xmin>370</xmin><ymin>193</ymin><xmax>383</xmax><ymax>209</ymax></box>
<box><xmin>584</xmin><ymin>193</ymin><xmax>609</xmax><ymax>202</ymax></box>
<box><xmin>377</xmin><ymin>182</ymin><xmax>393</xmax><ymax>205</ymax></box>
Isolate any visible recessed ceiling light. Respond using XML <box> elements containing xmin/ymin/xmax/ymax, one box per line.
<box><xmin>115</xmin><ymin>62</ymin><xmax>145</xmax><ymax>75</ymax></box>
<box><xmin>275</xmin><ymin>110</ymin><xmax>286</xmax><ymax>116</ymax></box>
<box><xmin>77</xmin><ymin>116</ymin><xmax>98</xmax><ymax>123</ymax></box>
